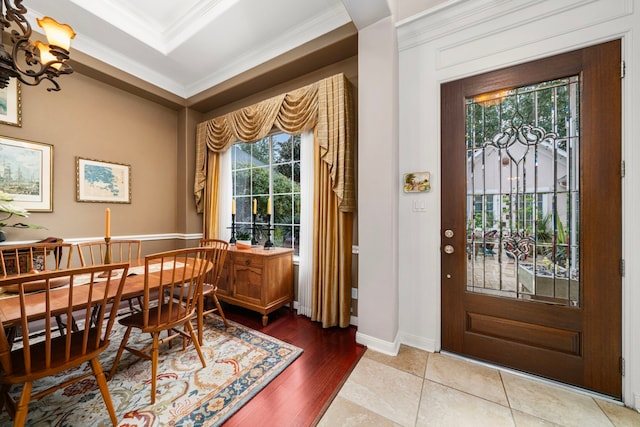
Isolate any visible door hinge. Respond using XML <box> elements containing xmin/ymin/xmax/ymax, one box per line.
<box><xmin>620</xmin><ymin>357</ymin><xmax>625</xmax><ymax>376</ymax></box>
<box><xmin>620</xmin><ymin>259</ymin><xmax>625</xmax><ymax>277</ymax></box>
<box><xmin>621</xmin><ymin>160</ymin><xmax>625</xmax><ymax>178</ymax></box>
<box><xmin>621</xmin><ymin>61</ymin><xmax>626</xmax><ymax>79</ymax></box>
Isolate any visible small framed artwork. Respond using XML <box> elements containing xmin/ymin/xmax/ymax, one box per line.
<box><xmin>403</xmin><ymin>171</ymin><xmax>431</xmax><ymax>193</ymax></box>
<box><xmin>76</xmin><ymin>157</ymin><xmax>131</xmax><ymax>203</ymax></box>
<box><xmin>0</xmin><ymin>136</ymin><xmax>53</xmax><ymax>211</ymax></box>
<box><xmin>0</xmin><ymin>80</ymin><xmax>22</xmax><ymax>127</ymax></box>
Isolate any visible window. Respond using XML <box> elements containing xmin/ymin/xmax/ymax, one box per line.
<box><xmin>231</xmin><ymin>132</ymin><xmax>301</xmax><ymax>255</ymax></box>
<box><xmin>473</xmin><ymin>194</ymin><xmax>497</xmax><ymax>229</ymax></box>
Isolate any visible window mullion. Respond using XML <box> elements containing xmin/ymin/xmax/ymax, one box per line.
<box><xmin>269</xmin><ymin>135</ymin><xmax>274</xmax><ymax>230</ymax></box>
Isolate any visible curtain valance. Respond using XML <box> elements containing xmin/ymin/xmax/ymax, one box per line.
<box><xmin>194</xmin><ymin>73</ymin><xmax>355</xmax><ymax>214</ymax></box>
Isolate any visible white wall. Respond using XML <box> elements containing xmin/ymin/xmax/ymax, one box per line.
<box><xmin>391</xmin><ymin>0</ymin><xmax>640</xmax><ymax>409</ymax></box>
<box><xmin>356</xmin><ymin>15</ymin><xmax>400</xmax><ymax>353</ymax></box>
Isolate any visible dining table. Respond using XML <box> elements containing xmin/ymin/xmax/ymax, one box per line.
<box><xmin>0</xmin><ymin>258</ymin><xmax>213</xmax><ymax>329</ymax></box>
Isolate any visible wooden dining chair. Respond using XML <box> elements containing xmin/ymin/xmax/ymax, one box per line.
<box><xmin>0</xmin><ymin>262</ymin><xmax>130</xmax><ymax>426</ymax></box>
<box><xmin>0</xmin><ymin>242</ymin><xmax>75</xmax><ymax>337</ymax></box>
<box><xmin>107</xmin><ymin>247</ymin><xmax>213</xmax><ymax>404</ymax></box>
<box><xmin>77</xmin><ymin>239</ymin><xmax>142</xmax><ymax>313</ymax></box>
<box><xmin>77</xmin><ymin>239</ymin><xmax>141</xmax><ymax>266</ymax></box>
<box><xmin>197</xmin><ymin>239</ymin><xmax>230</xmax><ymax>342</ymax></box>
<box><xmin>0</xmin><ymin>241</ymin><xmax>73</xmax><ymax>277</ymax></box>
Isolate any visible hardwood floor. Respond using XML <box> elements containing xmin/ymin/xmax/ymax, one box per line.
<box><xmin>220</xmin><ymin>303</ymin><xmax>366</xmax><ymax>427</ymax></box>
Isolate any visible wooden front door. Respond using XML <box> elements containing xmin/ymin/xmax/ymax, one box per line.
<box><xmin>441</xmin><ymin>40</ymin><xmax>622</xmax><ymax>398</ymax></box>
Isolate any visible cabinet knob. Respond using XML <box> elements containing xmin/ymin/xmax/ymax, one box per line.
<box><xmin>245</xmin><ymin>259</ymin><xmax>251</xmax><ymax>266</ymax></box>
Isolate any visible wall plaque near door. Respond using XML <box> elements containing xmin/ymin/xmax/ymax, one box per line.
<box><xmin>403</xmin><ymin>171</ymin><xmax>431</xmax><ymax>193</ymax></box>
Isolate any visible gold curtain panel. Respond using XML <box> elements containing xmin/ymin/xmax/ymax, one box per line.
<box><xmin>194</xmin><ymin>73</ymin><xmax>355</xmax><ymax>214</ymax></box>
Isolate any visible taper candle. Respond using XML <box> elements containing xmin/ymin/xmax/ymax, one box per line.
<box><xmin>231</xmin><ymin>199</ymin><xmax>236</xmax><ymax>215</ymax></box>
<box><xmin>253</xmin><ymin>198</ymin><xmax>257</xmax><ymax>214</ymax></box>
<box><xmin>267</xmin><ymin>197</ymin><xmax>271</xmax><ymax>214</ymax></box>
<box><xmin>105</xmin><ymin>208</ymin><xmax>111</xmax><ymax>238</ymax></box>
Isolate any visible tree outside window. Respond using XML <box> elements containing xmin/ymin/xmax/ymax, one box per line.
<box><xmin>231</xmin><ymin>132</ymin><xmax>301</xmax><ymax>254</ymax></box>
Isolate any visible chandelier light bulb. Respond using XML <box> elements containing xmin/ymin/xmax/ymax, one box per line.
<box><xmin>35</xmin><ymin>41</ymin><xmax>61</xmax><ymax>70</ymax></box>
<box><xmin>37</xmin><ymin>17</ymin><xmax>75</xmax><ymax>51</ymax></box>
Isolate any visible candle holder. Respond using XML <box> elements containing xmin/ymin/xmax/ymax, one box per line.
<box><xmin>103</xmin><ymin>237</ymin><xmax>112</xmax><ymax>264</ymax></box>
<box><xmin>251</xmin><ymin>214</ymin><xmax>259</xmax><ymax>246</ymax></box>
<box><xmin>99</xmin><ymin>236</ymin><xmax>116</xmax><ymax>277</ymax></box>
<box><xmin>264</xmin><ymin>214</ymin><xmax>274</xmax><ymax>249</ymax></box>
<box><xmin>229</xmin><ymin>214</ymin><xmax>237</xmax><ymax>244</ymax></box>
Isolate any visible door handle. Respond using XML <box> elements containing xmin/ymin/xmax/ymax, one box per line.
<box><xmin>443</xmin><ymin>245</ymin><xmax>454</xmax><ymax>254</ymax></box>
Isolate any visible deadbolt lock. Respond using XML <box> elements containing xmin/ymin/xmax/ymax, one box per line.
<box><xmin>444</xmin><ymin>229</ymin><xmax>454</xmax><ymax>238</ymax></box>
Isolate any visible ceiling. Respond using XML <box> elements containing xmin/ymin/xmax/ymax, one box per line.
<box><xmin>23</xmin><ymin>0</ymin><xmax>390</xmax><ymax>100</ymax></box>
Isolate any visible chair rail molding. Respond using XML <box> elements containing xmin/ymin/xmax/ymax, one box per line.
<box><xmin>58</xmin><ymin>233</ymin><xmax>203</xmax><ymax>245</ymax></box>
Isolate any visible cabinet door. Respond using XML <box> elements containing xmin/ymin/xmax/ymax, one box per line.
<box><xmin>216</xmin><ymin>257</ymin><xmax>233</xmax><ymax>296</ymax></box>
<box><xmin>232</xmin><ymin>254</ymin><xmax>264</xmax><ymax>304</ymax></box>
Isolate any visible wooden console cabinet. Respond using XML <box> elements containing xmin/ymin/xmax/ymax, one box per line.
<box><xmin>217</xmin><ymin>246</ymin><xmax>293</xmax><ymax>326</ymax></box>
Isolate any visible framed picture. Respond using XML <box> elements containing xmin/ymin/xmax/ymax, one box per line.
<box><xmin>0</xmin><ymin>136</ymin><xmax>53</xmax><ymax>211</ymax></box>
<box><xmin>0</xmin><ymin>80</ymin><xmax>22</xmax><ymax>127</ymax></box>
<box><xmin>403</xmin><ymin>171</ymin><xmax>431</xmax><ymax>193</ymax></box>
<box><xmin>76</xmin><ymin>157</ymin><xmax>131</xmax><ymax>203</ymax></box>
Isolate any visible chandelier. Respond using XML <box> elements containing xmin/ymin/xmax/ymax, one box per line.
<box><xmin>0</xmin><ymin>0</ymin><xmax>75</xmax><ymax>92</ymax></box>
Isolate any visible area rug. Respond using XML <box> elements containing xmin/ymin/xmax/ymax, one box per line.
<box><xmin>0</xmin><ymin>316</ymin><xmax>303</xmax><ymax>426</ymax></box>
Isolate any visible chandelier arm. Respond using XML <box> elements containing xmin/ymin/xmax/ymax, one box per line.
<box><xmin>0</xmin><ymin>1</ymin><xmax>8</xmax><ymax>30</ymax></box>
<box><xmin>16</xmin><ymin>74</ymin><xmax>60</xmax><ymax>92</ymax></box>
<box><xmin>0</xmin><ymin>0</ymin><xmax>73</xmax><ymax>91</ymax></box>
<box><xmin>4</xmin><ymin>0</ymin><xmax>31</xmax><ymax>43</ymax></box>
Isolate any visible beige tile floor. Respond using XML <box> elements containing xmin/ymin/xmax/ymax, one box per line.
<box><xmin>318</xmin><ymin>346</ymin><xmax>640</xmax><ymax>427</ymax></box>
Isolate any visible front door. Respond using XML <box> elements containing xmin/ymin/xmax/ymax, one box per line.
<box><xmin>441</xmin><ymin>40</ymin><xmax>622</xmax><ymax>398</ymax></box>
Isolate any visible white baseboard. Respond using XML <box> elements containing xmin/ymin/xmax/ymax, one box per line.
<box><xmin>398</xmin><ymin>331</ymin><xmax>437</xmax><ymax>353</ymax></box>
<box><xmin>355</xmin><ymin>330</ymin><xmax>400</xmax><ymax>356</ymax></box>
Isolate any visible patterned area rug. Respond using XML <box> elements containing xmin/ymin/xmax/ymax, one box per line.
<box><xmin>0</xmin><ymin>316</ymin><xmax>303</xmax><ymax>426</ymax></box>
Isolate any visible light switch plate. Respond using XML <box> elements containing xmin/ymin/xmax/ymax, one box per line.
<box><xmin>412</xmin><ymin>200</ymin><xmax>427</xmax><ymax>212</ymax></box>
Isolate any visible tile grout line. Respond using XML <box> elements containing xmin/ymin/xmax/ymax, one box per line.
<box><xmin>411</xmin><ymin>352</ymin><xmax>431</xmax><ymax>427</ymax></box>
<box><xmin>498</xmin><ymin>370</ymin><xmax>518</xmax><ymax>426</ymax></box>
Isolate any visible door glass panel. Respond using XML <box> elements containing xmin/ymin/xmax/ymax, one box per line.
<box><xmin>465</xmin><ymin>76</ymin><xmax>580</xmax><ymax>306</ymax></box>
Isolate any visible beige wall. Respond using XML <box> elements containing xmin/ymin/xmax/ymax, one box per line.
<box><xmin>1</xmin><ymin>72</ymin><xmax>180</xmax><ymax>250</ymax></box>
<box><xmin>177</xmin><ymin>107</ymin><xmax>204</xmax><ymax>238</ymax></box>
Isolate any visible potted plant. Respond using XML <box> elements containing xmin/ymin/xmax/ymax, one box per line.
<box><xmin>0</xmin><ymin>191</ymin><xmax>42</xmax><ymax>242</ymax></box>
<box><xmin>235</xmin><ymin>229</ymin><xmax>252</xmax><ymax>246</ymax></box>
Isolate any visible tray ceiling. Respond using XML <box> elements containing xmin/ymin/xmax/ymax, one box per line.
<box><xmin>22</xmin><ymin>0</ymin><xmax>385</xmax><ymax>98</ymax></box>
